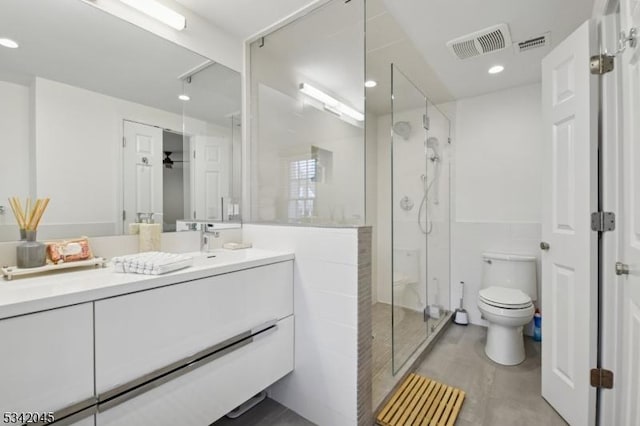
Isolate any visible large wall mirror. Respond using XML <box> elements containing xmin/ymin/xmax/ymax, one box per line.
<box><xmin>0</xmin><ymin>0</ymin><xmax>242</xmax><ymax>242</ymax></box>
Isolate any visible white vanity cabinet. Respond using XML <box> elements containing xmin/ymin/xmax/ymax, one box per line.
<box><xmin>0</xmin><ymin>304</ymin><xmax>95</xmax><ymax>418</ymax></box>
<box><xmin>95</xmin><ymin>316</ymin><xmax>294</xmax><ymax>426</ymax></box>
<box><xmin>93</xmin><ymin>260</ymin><xmax>294</xmax><ymax>425</ymax></box>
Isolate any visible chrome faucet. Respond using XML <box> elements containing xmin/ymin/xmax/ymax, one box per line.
<box><xmin>200</xmin><ymin>223</ymin><xmax>220</xmax><ymax>252</ymax></box>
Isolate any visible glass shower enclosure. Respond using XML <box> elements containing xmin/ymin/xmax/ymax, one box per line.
<box><xmin>391</xmin><ymin>64</ymin><xmax>451</xmax><ymax>373</ymax></box>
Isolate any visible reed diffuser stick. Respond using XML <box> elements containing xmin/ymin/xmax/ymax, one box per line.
<box><xmin>7</xmin><ymin>197</ymin><xmax>50</xmax><ymax>231</ymax></box>
<box><xmin>31</xmin><ymin>198</ymin><xmax>50</xmax><ymax>230</ymax></box>
<box><xmin>8</xmin><ymin>198</ymin><xmax>24</xmax><ymax>229</ymax></box>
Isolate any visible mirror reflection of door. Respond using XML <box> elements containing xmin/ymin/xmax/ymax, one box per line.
<box><xmin>122</xmin><ymin>120</ymin><xmax>163</xmax><ymax>232</ymax></box>
<box><xmin>162</xmin><ymin>130</ymin><xmax>189</xmax><ymax>232</ymax></box>
<box><xmin>192</xmin><ymin>136</ymin><xmax>229</xmax><ymax>221</ymax></box>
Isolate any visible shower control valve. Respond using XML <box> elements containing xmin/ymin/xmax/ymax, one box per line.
<box><xmin>399</xmin><ymin>196</ymin><xmax>414</xmax><ymax>211</ymax></box>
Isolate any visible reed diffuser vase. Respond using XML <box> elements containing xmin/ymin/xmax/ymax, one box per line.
<box><xmin>17</xmin><ymin>230</ymin><xmax>46</xmax><ymax>268</ymax></box>
<box><xmin>8</xmin><ymin>196</ymin><xmax>51</xmax><ymax>269</ymax></box>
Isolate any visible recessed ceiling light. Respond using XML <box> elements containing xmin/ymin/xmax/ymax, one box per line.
<box><xmin>488</xmin><ymin>65</ymin><xmax>504</xmax><ymax>74</ymax></box>
<box><xmin>178</xmin><ymin>94</ymin><xmax>190</xmax><ymax>101</ymax></box>
<box><xmin>0</xmin><ymin>38</ymin><xmax>19</xmax><ymax>49</ymax></box>
<box><xmin>365</xmin><ymin>80</ymin><xmax>377</xmax><ymax>88</ymax></box>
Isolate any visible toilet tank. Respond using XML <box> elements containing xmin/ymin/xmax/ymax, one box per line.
<box><xmin>481</xmin><ymin>252</ymin><xmax>537</xmax><ymax>301</ymax></box>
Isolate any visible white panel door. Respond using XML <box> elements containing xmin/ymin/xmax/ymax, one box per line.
<box><xmin>123</xmin><ymin>120</ymin><xmax>163</xmax><ymax>230</ymax></box>
<box><xmin>193</xmin><ymin>136</ymin><xmax>228</xmax><ymax>220</ymax></box>
<box><xmin>618</xmin><ymin>0</ymin><xmax>640</xmax><ymax>423</ymax></box>
<box><xmin>541</xmin><ymin>20</ymin><xmax>598</xmax><ymax>425</ymax></box>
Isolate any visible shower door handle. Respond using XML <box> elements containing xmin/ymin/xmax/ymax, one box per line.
<box><xmin>540</xmin><ymin>242</ymin><xmax>550</xmax><ymax>250</ymax></box>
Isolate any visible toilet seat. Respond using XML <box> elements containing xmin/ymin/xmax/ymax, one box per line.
<box><xmin>479</xmin><ymin>286</ymin><xmax>533</xmax><ymax>310</ymax></box>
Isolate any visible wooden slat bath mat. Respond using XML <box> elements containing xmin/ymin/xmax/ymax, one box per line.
<box><xmin>376</xmin><ymin>373</ymin><xmax>466</xmax><ymax>426</ymax></box>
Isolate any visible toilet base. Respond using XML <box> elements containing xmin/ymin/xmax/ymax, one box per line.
<box><xmin>485</xmin><ymin>323</ymin><xmax>526</xmax><ymax>366</ymax></box>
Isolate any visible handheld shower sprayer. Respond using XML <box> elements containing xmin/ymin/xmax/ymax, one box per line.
<box><xmin>427</xmin><ymin>137</ymin><xmax>440</xmax><ymax>162</ymax></box>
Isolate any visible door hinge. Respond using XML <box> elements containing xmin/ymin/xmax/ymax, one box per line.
<box><xmin>122</xmin><ymin>210</ymin><xmax>126</xmax><ymax>221</ymax></box>
<box><xmin>193</xmin><ymin>150</ymin><xmax>196</xmax><ymax>159</ymax></box>
<box><xmin>423</xmin><ymin>114</ymin><xmax>430</xmax><ymax>130</ymax></box>
<box><xmin>591</xmin><ymin>211</ymin><xmax>615</xmax><ymax>232</ymax></box>
<box><xmin>615</xmin><ymin>261</ymin><xmax>630</xmax><ymax>276</ymax></box>
<box><xmin>122</xmin><ymin>137</ymin><xmax>126</xmax><ymax>147</ymax></box>
<box><xmin>590</xmin><ymin>54</ymin><xmax>615</xmax><ymax>75</ymax></box>
<box><xmin>590</xmin><ymin>368</ymin><xmax>614</xmax><ymax>389</ymax></box>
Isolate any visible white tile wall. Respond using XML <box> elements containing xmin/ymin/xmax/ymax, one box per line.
<box><xmin>242</xmin><ymin>224</ymin><xmax>361</xmax><ymax>426</ymax></box>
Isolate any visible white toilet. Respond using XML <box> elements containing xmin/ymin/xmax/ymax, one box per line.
<box><xmin>477</xmin><ymin>252</ymin><xmax>537</xmax><ymax>366</ymax></box>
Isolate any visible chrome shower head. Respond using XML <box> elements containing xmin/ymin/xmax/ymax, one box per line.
<box><xmin>393</xmin><ymin>121</ymin><xmax>412</xmax><ymax>141</ymax></box>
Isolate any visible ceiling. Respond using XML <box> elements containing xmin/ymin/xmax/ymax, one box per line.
<box><xmin>175</xmin><ymin>0</ymin><xmax>315</xmax><ymax>38</ymax></box>
<box><xmin>365</xmin><ymin>0</ymin><xmax>453</xmax><ymax>114</ymax></box>
<box><xmin>0</xmin><ymin>0</ymin><xmax>241</xmax><ymax>127</ymax></box>
<box><xmin>380</xmin><ymin>0</ymin><xmax>593</xmax><ymax>100</ymax></box>
<box><xmin>176</xmin><ymin>0</ymin><xmax>592</xmax><ymax>112</ymax></box>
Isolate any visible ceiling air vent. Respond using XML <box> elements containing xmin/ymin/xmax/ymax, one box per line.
<box><xmin>515</xmin><ymin>32</ymin><xmax>551</xmax><ymax>53</ymax></box>
<box><xmin>446</xmin><ymin>24</ymin><xmax>512</xmax><ymax>60</ymax></box>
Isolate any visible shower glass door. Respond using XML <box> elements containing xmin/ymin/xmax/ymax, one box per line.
<box><xmin>391</xmin><ymin>64</ymin><xmax>429</xmax><ymax>373</ymax></box>
<box><xmin>424</xmin><ymin>98</ymin><xmax>451</xmax><ymax>336</ymax></box>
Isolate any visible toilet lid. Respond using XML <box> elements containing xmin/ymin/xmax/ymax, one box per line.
<box><xmin>479</xmin><ymin>286</ymin><xmax>532</xmax><ymax>309</ymax></box>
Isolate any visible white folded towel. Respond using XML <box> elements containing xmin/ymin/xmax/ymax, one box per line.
<box><xmin>112</xmin><ymin>252</ymin><xmax>193</xmax><ymax>275</ymax></box>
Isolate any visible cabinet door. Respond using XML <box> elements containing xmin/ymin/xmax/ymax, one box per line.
<box><xmin>0</xmin><ymin>304</ymin><xmax>94</xmax><ymax>414</ymax></box>
<box><xmin>96</xmin><ymin>316</ymin><xmax>294</xmax><ymax>426</ymax></box>
<box><xmin>94</xmin><ymin>261</ymin><xmax>293</xmax><ymax>393</ymax></box>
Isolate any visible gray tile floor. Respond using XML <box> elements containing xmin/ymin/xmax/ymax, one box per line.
<box><xmin>211</xmin><ymin>397</ymin><xmax>314</xmax><ymax>426</ymax></box>
<box><xmin>212</xmin><ymin>323</ymin><xmax>565</xmax><ymax>426</ymax></box>
<box><xmin>414</xmin><ymin>324</ymin><xmax>567</xmax><ymax>426</ymax></box>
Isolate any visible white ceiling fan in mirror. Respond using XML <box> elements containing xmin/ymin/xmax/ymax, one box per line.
<box><xmin>0</xmin><ymin>0</ymin><xmax>241</xmax><ymax>242</ymax></box>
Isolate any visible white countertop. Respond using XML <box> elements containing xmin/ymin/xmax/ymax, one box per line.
<box><xmin>0</xmin><ymin>248</ymin><xmax>294</xmax><ymax>320</ymax></box>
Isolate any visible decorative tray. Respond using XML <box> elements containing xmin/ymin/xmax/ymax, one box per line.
<box><xmin>2</xmin><ymin>257</ymin><xmax>108</xmax><ymax>281</ymax></box>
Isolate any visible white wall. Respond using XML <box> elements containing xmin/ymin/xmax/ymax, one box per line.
<box><xmin>0</xmin><ymin>81</ymin><xmax>30</xmax><ymax>238</ymax></box>
<box><xmin>82</xmin><ymin>0</ymin><xmax>242</xmax><ymax>72</ymax></box>
<box><xmin>450</xmin><ymin>83</ymin><xmax>543</xmax><ymax>327</ymax></box>
<box><xmin>454</xmin><ymin>83</ymin><xmax>542</xmax><ymax>222</ymax></box>
<box><xmin>31</xmin><ymin>77</ymin><xmax>229</xmax><ymax>238</ymax></box>
<box><xmin>242</xmin><ymin>224</ymin><xmax>362</xmax><ymax>426</ymax></box>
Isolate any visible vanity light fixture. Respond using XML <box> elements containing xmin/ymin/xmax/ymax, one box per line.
<box><xmin>119</xmin><ymin>0</ymin><xmax>186</xmax><ymax>31</ymax></box>
<box><xmin>178</xmin><ymin>94</ymin><xmax>190</xmax><ymax>101</ymax></box>
<box><xmin>488</xmin><ymin>65</ymin><xmax>504</xmax><ymax>74</ymax></box>
<box><xmin>0</xmin><ymin>38</ymin><xmax>19</xmax><ymax>49</ymax></box>
<box><xmin>365</xmin><ymin>80</ymin><xmax>377</xmax><ymax>88</ymax></box>
<box><xmin>299</xmin><ymin>83</ymin><xmax>364</xmax><ymax>122</ymax></box>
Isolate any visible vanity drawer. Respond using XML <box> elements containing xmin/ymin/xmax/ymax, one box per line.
<box><xmin>0</xmin><ymin>303</ymin><xmax>94</xmax><ymax>415</ymax></box>
<box><xmin>94</xmin><ymin>260</ymin><xmax>293</xmax><ymax>394</ymax></box>
<box><xmin>95</xmin><ymin>315</ymin><xmax>294</xmax><ymax>426</ymax></box>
